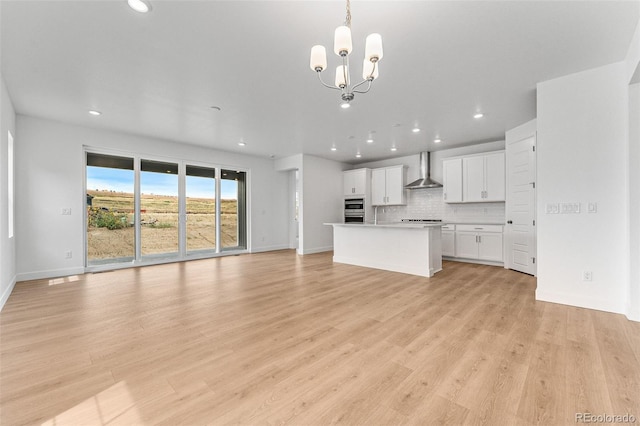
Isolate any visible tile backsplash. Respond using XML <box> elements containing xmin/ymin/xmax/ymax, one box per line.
<box><xmin>375</xmin><ymin>188</ymin><xmax>505</xmax><ymax>224</ymax></box>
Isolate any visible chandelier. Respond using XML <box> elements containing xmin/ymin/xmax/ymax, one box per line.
<box><xmin>309</xmin><ymin>0</ymin><xmax>383</xmax><ymax>109</ymax></box>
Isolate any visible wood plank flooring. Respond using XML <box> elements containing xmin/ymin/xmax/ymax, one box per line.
<box><xmin>1</xmin><ymin>250</ymin><xmax>639</xmax><ymax>425</ymax></box>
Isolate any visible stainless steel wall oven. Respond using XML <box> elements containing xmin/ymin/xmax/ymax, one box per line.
<box><xmin>344</xmin><ymin>198</ymin><xmax>365</xmax><ymax>223</ymax></box>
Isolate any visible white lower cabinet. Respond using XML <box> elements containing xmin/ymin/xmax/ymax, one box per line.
<box><xmin>441</xmin><ymin>224</ymin><xmax>456</xmax><ymax>257</ymax></box>
<box><xmin>452</xmin><ymin>224</ymin><xmax>503</xmax><ymax>263</ymax></box>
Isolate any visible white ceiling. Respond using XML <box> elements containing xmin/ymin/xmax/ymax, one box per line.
<box><xmin>1</xmin><ymin>1</ymin><xmax>638</xmax><ymax>164</ymax></box>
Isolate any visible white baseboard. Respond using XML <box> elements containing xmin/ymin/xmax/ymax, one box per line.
<box><xmin>443</xmin><ymin>256</ymin><xmax>504</xmax><ymax>267</ymax></box>
<box><xmin>300</xmin><ymin>246</ymin><xmax>333</xmax><ymax>255</ymax></box>
<box><xmin>626</xmin><ymin>301</ymin><xmax>640</xmax><ymax>322</ymax></box>
<box><xmin>250</xmin><ymin>244</ymin><xmax>291</xmax><ymax>253</ymax></box>
<box><xmin>17</xmin><ymin>267</ymin><xmax>86</xmax><ymax>282</ymax></box>
<box><xmin>536</xmin><ymin>289</ymin><xmax>624</xmax><ymax>316</ymax></box>
<box><xmin>0</xmin><ymin>275</ymin><xmax>17</xmax><ymax>312</ymax></box>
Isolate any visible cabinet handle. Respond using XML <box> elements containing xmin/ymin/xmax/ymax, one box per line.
<box><xmin>478</xmin><ymin>235</ymin><xmax>482</xmax><ymax>243</ymax></box>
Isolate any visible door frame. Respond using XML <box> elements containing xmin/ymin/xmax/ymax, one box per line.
<box><xmin>504</xmin><ymin>119</ymin><xmax>537</xmax><ymax>276</ymax></box>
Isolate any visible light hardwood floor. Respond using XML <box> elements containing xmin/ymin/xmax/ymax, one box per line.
<box><xmin>1</xmin><ymin>250</ymin><xmax>639</xmax><ymax>425</ymax></box>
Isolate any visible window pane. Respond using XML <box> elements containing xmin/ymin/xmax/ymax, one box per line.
<box><xmin>86</xmin><ymin>153</ymin><xmax>135</xmax><ymax>264</ymax></box>
<box><xmin>186</xmin><ymin>165</ymin><xmax>216</xmax><ymax>252</ymax></box>
<box><xmin>221</xmin><ymin>169</ymin><xmax>246</xmax><ymax>249</ymax></box>
<box><xmin>140</xmin><ymin>160</ymin><xmax>179</xmax><ymax>256</ymax></box>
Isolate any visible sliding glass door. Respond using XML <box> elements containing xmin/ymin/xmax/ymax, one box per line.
<box><xmin>86</xmin><ymin>153</ymin><xmax>135</xmax><ymax>265</ymax></box>
<box><xmin>140</xmin><ymin>160</ymin><xmax>179</xmax><ymax>258</ymax></box>
<box><xmin>186</xmin><ymin>165</ymin><xmax>216</xmax><ymax>253</ymax></box>
<box><xmin>221</xmin><ymin>169</ymin><xmax>247</xmax><ymax>250</ymax></box>
<box><xmin>85</xmin><ymin>151</ymin><xmax>247</xmax><ymax>268</ymax></box>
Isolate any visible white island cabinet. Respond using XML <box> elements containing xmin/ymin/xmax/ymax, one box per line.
<box><xmin>325</xmin><ymin>223</ymin><xmax>442</xmax><ymax>277</ymax></box>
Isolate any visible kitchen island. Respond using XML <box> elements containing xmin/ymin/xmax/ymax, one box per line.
<box><xmin>325</xmin><ymin>222</ymin><xmax>443</xmax><ymax>277</ymax></box>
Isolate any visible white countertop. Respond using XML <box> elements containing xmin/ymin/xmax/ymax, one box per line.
<box><xmin>325</xmin><ymin>222</ymin><xmax>442</xmax><ymax>229</ymax></box>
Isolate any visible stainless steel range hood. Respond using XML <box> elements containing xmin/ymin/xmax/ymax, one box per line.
<box><xmin>404</xmin><ymin>152</ymin><xmax>443</xmax><ymax>189</ymax></box>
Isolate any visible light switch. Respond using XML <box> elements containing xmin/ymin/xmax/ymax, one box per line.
<box><xmin>588</xmin><ymin>202</ymin><xmax>597</xmax><ymax>213</ymax></box>
<box><xmin>61</xmin><ymin>208</ymin><xmax>71</xmax><ymax>215</ymax></box>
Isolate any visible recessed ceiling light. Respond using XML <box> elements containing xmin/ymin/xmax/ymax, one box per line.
<box><xmin>127</xmin><ymin>0</ymin><xmax>150</xmax><ymax>13</ymax></box>
<box><xmin>88</xmin><ymin>110</ymin><xmax>101</xmax><ymax>116</ymax></box>
<box><xmin>390</xmin><ymin>147</ymin><xmax>397</xmax><ymax>152</ymax></box>
<box><xmin>355</xmin><ymin>153</ymin><xmax>362</xmax><ymax>158</ymax></box>
<box><xmin>474</xmin><ymin>112</ymin><xmax>484</xmax><ymax>119</ymax></box>
<box><xmin>238</xmin><ymin>142</ymin><xmax>246</xmax><ymax>147</ymax></box>
<box><xmin>330</xmin><ymin>147</ymin><xmax>337</xmax><ymax>151</ymax></box>
<box><xmin>434</xmin><ymin>138</ymin><xmax>442</xmax><ymax>143</ymax></box>
<box><xmin>340</xmin><ymin>102</ymin><xmax>351</xmax><ymax>109</ymax></box>
<box><xmin>366</xmin><ymin>139</ymin><xmax>374</xmax><ymax>144</ymax></box>
<box><xmin>412</xmin><ymin>128</ymin><xmax>420</xmax><ymax>133</ymax></box>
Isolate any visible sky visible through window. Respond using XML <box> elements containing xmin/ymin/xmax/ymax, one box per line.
<box><xmin>87</xmin><ymin>166</ymin><xmax>238</xmax><ymax>199</ymax></box>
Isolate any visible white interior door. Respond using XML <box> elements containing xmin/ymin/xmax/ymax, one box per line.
<box><xmin>505</xmin><ymin>120</ymin><xmax>536</xmax><ymax>275</ymax></box>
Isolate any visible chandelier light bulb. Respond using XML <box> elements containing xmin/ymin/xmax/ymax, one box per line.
<box><xmin>340</xmin><ymin>102</ymin><xmax>351</xmax><ymax>109</ymax></box>
<box><xmin>365</xmin><ymin>33</ymin><xmax>383</xmax><ymax>61</ymax></box>
<box><xmin>310</xmin><ymin>45</ymin><xmax>327</xmax><ymax>72</ymax></box>
<box><xmin>334</xmin><ymin>26</ymin><xmax>353</xmax><ymax>56</ymax></box>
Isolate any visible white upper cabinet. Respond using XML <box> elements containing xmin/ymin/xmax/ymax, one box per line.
<box><xmin>483</xmin><ymin>152</ymin><xmax>506</xmax><ymax>202</ymax></box>
<box><xmin>371</xmin><ymin>165</ymin><xmax>406</xmax><ymax>206</ymax></box>
<box><xmin>443</xmin><ymin>158</ymin><xmax>463</xmax><ymax>203</ymax></box>
<box><xmin>462</xmin><ymin>156</ymin><xmax>485</xmax><ymax>202</ymax></box>
<box><xmin>343</xmin><ymin>168</ymin><xmax>370</xmax><ymax>197</ymax></box>
<box><xmin>371</xmin><ymin>169</ymin><xmax>386</xmax><ymax>205</ymax></box>
<box><xmin>459</xmin><ymin>151</ymin><xmax>505</xmax><ymax>203</ymax></box>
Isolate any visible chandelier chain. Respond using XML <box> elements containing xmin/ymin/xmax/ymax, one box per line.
<box><xmin>345</xmin><ymin>0</ymin><xmax>351</xmax><ymax>28</ymax></box>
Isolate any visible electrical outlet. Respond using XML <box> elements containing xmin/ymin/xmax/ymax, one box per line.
<box><xmin>61</xmin><ymin>208</ymin><xmax>71</xmax><ymax>215</ymax></box>
<box><xmin>582</xmin><ymin>271</ymin><xmax>592</xmax><ymax>281</ymax></box>
<box><xmin>65</xmin><ymin>250</ymin><xmax>72</xmax><ymax>259</ymax></box>
<box><xmin>588</xmin><ymin>202</ymin><xmax>597</xmax><ymax>213</ymax></box>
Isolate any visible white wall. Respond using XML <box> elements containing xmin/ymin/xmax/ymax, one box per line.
<box><xmin>537</xmin><ymin>62</ymin><xmax>629</xmax><ymax>315</ymax></box>
<box><xmin>0</xmin><ymin>75</ymin><xmax>17</xmax><ymax>310</ymax></box>
<box><xmin>15</xmin><ymin>115</ymin><xmax>289</xmax><ymax>280</ymax></box>
<box><xmin>300</xmin><ymin>155</ymin><xmax>345</xmax><ymax>254</ymax></box>
<box><xmin>275</xmin><ymin>154</ymin><xmax>345</xmax><ymax>255</ymax></box>
<box><xmin>629</xmin><ymin>82</ymin><xmax>640</xmax><ymax>321</ymax></box>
